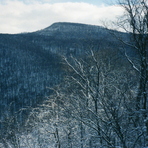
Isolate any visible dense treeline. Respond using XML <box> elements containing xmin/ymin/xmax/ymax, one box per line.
<box><xmin>0</xmin><ymin>34</ymin><xmax>63</xmax><ymax>125</ymax></box>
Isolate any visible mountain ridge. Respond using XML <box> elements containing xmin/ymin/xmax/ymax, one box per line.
<box><xmin>0</xmin><ymin>22</ymin><xmax>129</xmax><ymax>130</ymax></box>
<box><xmin>34</xmin><ymin>22</ymin><xmax>109</xmax><ymax>39</ymax></box>
<box><xmin>40</xmin><ymin>22</ymin><xmax>104</xmax><ymax>31</ymax></box>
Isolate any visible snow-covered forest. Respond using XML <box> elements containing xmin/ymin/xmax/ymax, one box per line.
<box><xmin>0</xmin><ymin>0</ymin><xmax>148</xmax><ymax>147</ymax></box>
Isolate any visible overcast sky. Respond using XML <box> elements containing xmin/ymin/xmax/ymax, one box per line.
<box><xmin>0</xmin><ymin>0</ymin><xmax>124</xmax><ymax>34</ymax></box>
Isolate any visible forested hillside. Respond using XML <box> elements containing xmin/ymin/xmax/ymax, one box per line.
<box><xmin>0</xmin><ymin>1</ymin><xmax>148</xmax><ymax>146</ymax></box>
<box><xmin>0</xmin><ymin>22</ymin><xmax>126</xmax><ymax>122</ymax></box>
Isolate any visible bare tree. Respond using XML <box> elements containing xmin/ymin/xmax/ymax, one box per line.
<box><xmin>114</xmin><ymin>0</ymin><xmax>148</xmax><ymax>146</ymax></box>
<box><xmin>116</xmin><ymin>0</ymin><xmax>148</xmax><ymax>110</ymax></box>
<box><xmin>53</xmin><ymin>48</ymin><xmax>141</xmax><ymax>148</ymax></box>
<box><xmin>20</xmin><ymin>46</ymin><xmax>144</xmax><ymax>147</ymax></box>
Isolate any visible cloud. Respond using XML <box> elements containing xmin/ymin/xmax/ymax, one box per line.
<box><xmin>0</xmin><ymin>0</ymin><xmax>124</xmax><ymax>33</ymax></box>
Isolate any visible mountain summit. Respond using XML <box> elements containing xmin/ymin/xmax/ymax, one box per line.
<box><xmin>35</xmin><ymin>22</ymin><xmax>107</xmax><ymax>39</ymax></box>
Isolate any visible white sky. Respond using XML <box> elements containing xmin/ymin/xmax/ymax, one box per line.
<box><xmin>0</xmin><ymin>0</ymin><xmax>124</xmax><ymax>34</ymax></box>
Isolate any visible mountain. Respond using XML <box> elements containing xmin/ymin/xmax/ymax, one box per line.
<box><xmin>33</xmin><ymin>22</ymin><xmax>127</xmax><ymax>56</ymax></box>
<box><xmin>36</xmin><ymin>22</ymin><xmax>107</xmax><ymax>39</ymax></box>
<box><xmin>0</xmin><ymin>22</ymin><xmax>128</xmax><ymax>126</ymax></box>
